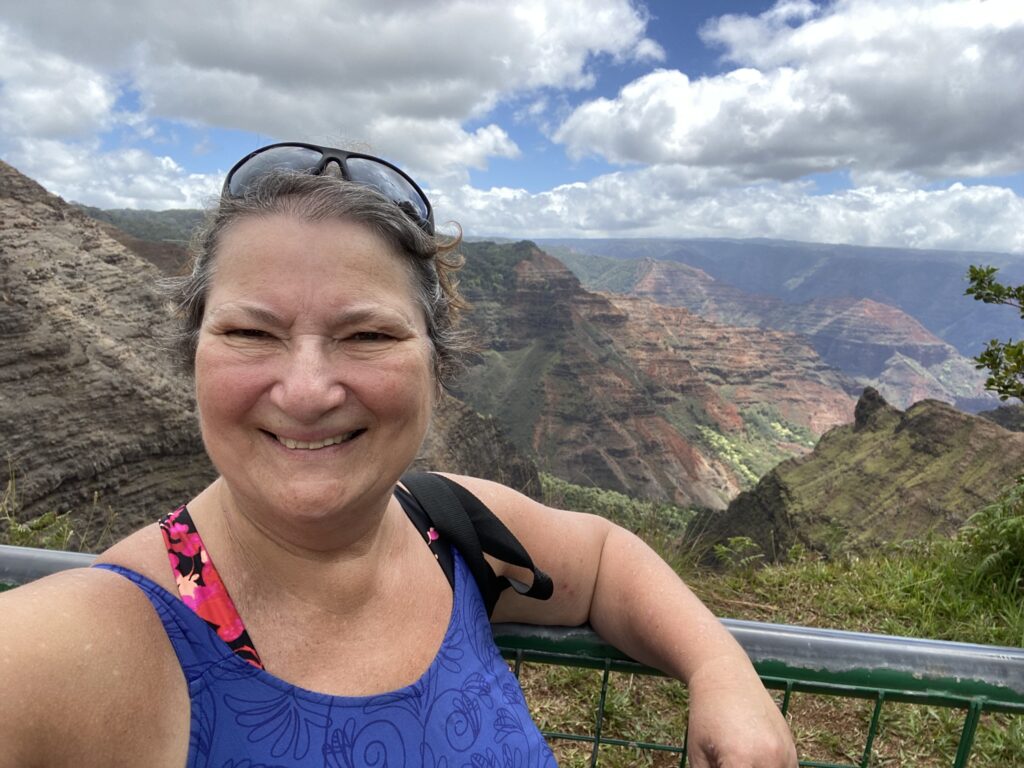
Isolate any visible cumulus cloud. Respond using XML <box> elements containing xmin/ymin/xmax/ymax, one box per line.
<box><xmin>3</xmin><ymin>0</ymin><xmax>1022</xmax><ymax>252</ymax></box>
<box><xmin>555</xmin><ymin>0</ymin><xmax>1024</xmax><ymax>181</ymax></box>
<box><xmin>440</xmin><ymin>165</ymin><xmax>1024</xmax><ymax>253</ymax></box>
<box><xmin>5</xmin><ymin>139</ymin><xmax>220</xmax><ymax>209</ymax></box>
<box><xmin>0</xmin><ymin>27</ymin><xmax>118</xmax><ymax>140</ymax></box>
<box><xmin>1</xmin><ymin>0</ymin><xmax>659</xmax><ymax>180</ymax></box>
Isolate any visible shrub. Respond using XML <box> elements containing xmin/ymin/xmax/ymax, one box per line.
<box><xmin>957</xmin><ymin>475</ymin><xmax>1024</xmax><ymax>591</ymax></box>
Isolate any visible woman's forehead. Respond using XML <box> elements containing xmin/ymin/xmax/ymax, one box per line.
<box><xmin>207</xmin><ymin>215</ymin><xmax>425</xmax><ymax>325</ymax></box>
<box><xmin>214</xmin><ymin>215</ymin><xmax>411</xmax><ymax>284</ymax></box>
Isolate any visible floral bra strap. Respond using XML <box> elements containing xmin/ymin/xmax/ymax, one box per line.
<box><xmin>159</xmin><ymin>506</ymin><xmax>265</xmax><ymax>669</ymax></box>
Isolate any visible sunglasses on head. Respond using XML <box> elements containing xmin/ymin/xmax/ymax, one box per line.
<box><xmin>222</xmin><ymin>142</ymin><xmax>435</xmax><ymax>235</ymax></box>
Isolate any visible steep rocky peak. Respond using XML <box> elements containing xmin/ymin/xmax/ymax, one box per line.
<box><xmin>853</xmin><ymin>386</ymin><xmax>900</xmax><ymax>431</ymax></box>
<box><xmin>514</xmin><ymin>247</ymin><xmax>584</xmax><ymax>290</ymax></box>
<box><xmin>2</xmin><ymin>159</ymin><xmax>61</xmax><ymax>207</ymax></box>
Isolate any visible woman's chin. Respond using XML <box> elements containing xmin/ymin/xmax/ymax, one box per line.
<box><xmin>251</xmin><ymin>481</ymin><xmax>392</xmax><ymax>529</ymax></box>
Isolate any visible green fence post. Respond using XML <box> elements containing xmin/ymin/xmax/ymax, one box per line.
<box><xmin>860</xmin><ymin>691</ymin><xmax>885</xmax><ymax>768</ymax></box>
<box><xmin>952</xmin><ymin>700</ymin><xmax>983</xmax><ymax>768</ymax></box>
<box><xmin>591</xmin><ymin>661</ymin><xmax>612</xmax><ymax>767</ymax></box>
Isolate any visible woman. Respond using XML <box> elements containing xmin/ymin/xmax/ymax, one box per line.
<box><xmin>0</xmin><ymin>143</ymin><xmax>796</xmax><ymax>767</ymax></box>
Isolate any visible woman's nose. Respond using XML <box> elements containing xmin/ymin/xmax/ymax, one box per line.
<box><xmin>269</xmin><ymin>340</ymin><xmax>346</xmax><ymax>420</ymax></box>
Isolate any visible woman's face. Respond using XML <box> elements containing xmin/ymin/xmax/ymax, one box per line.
<box><xmin>194</xmin><ymin>213</ymin><xmax>434</xmax><ymax>530</ymax></box>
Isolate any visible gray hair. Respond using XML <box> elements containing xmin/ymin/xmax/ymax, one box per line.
<box><xmin>166</xmin><ymin>171</ymin><xmax>469</xmax><ymax>391</ymax></box>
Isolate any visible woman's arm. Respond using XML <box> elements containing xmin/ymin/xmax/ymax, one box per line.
<box><xmin>0</xmin><ymin>568</ymin><xmax>190</xmax><ymax>768</ymax></box>
<box><xmin>448</xmin><ymin>474</ymin><xmax>798</xmax><ymax>768</ymax></box>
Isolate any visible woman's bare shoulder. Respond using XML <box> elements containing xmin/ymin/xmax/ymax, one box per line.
<box><xmin>0</xmin><ymin>563</ymin><xmax>170</xmax><ymax>686</ymax></box>
<box><xmin>0</xmin><ymin>543</ymin><xmax>186</xmax><ymax>766</ymax></box>
<box><xmin>0</xmin><ymin>563</ymin><xmax>151</xmax><ymax>628</ymax></box>
<box><xmin>95</xmin><ymin>521</ymin><xmax>179</xmax><ymax>593</ymax></box>
<box><xmin>436</xmin><ymin>473</ymin><xmax>613</xmax><ymax>626</ymax></box>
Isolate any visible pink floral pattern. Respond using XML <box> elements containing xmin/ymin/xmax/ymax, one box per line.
<box><xmin>159</xmin><ymin>506</ymin><xmax>264</xmax><ymax>669</ymax></box>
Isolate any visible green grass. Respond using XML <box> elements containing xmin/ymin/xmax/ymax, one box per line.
<box><xmin>0</xmin><ymin>463</ymin><xmax>118</xmax><ymax>554</ymax></box>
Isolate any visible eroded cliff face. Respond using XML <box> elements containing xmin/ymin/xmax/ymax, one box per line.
<box><xmin>0</xmin><ymin>163</ymin><xmax>541</xmax><ymax>546</ymax></box>
<box><xmin>0</xmin><ymin>160</ymin><xmax>217</xmax><ymax>544</ymax></box>
<box><xmin>457</xmin><ymin>242</ymin><xmax>856</xmax><ymax>509</ymax></box>
<box><xmin>696</xmin><ymin>388</ymin><xmax>1024</xmax><ymax>561</ymax></box>
<box><xmin>629</xmin><ymin>258</ymin><xmax>994</xmax><ymax>411</ymax></box>
<box><xmin>414</xmin><ymin>394</ymin><xmax>542</xmax><ymax>499</ymax></box>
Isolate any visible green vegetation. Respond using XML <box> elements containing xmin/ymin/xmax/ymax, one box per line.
<box><xmin>720</xmin><ymin>395</ymin><xmax>1024</xmax><ymax>560</ymax></box>
<box><xmin>679</xmin><ymin>407</ymin><xmax>816</xmax><ymax>494</ymax></box>
<box><xmin>458</xmin><ymin>240</ymin><xmax>538</xmax><ymax>299</ymax></box>
<box><xmin>966</xmin><ymin>265</ymin><xmax>1024</xmax><ymax>402</ymax></box>
<box><xmin>545</xmin><ymin>246</ymin><xmax>643</xmax><ymax>294</ymax></box>
<box><xmin>711</xmin><ymin>535</ymin><xmax>765</xmax><ymax>572</ymax></box>
<box><xmin>456</xmin><ymin>343</ymin><xmax>561</xmax><ymax>449</ymax></box>
<box><xmin>959</xmin><ymin>474</ymin><xmax>1024</xmax><ymax>592</ymax></box>
<box><xmin>696</xmin><ymin>425</ymin><xmax>761</xmax><ymax>484</ymax></box>
<box><xmin>702</xmin><ymin>478</ymin><xmax>1024</xmax><ymax>646</ymax></box>
<box><xmin>541</xmin><ymin>473</ymin><xmax>693</xmax><ymax>548</ymax></box>
<box><xmin>75</xmin><ymin>205</ymin><xmax>204</xmax><ymax>244</ymax></box>
<box><xmin>0</xmin><ymin>465</ymin><xmax>117</xmax><ymax>558</ymax></box>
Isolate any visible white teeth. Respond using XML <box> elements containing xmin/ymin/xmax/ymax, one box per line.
<box><xmin>275</xmin><ymin>431</ymin><xmax>360</xmax><ymax>450</ymax></box>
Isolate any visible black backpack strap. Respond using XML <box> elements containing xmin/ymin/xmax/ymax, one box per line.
<box><xmin>399</xmin><ymin>472</ymin><xmax>553</xmax><ymax>617</ymax></box>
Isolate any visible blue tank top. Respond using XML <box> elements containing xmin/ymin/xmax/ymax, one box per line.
<box><xmin>94</xmin><ymin>552</ymin><xmax>557</xmax><ymax>767</ymax></box>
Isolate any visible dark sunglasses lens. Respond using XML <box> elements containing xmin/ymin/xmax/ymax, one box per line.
<box><xmin>228</xmin><ymin>146</ymin><xmax>323</xmax><ymax>196</ymax></box>
<box><xmin>345</xmin><ymin>157</ymin><xmax>430</xmax><ymax>224</ymax></box>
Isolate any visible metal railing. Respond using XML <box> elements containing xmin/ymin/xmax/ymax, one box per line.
<box><xmin>4</xmin><ymin>543</ymin><xmax>1024</xmax><ymax>767</ymax></box>
<box><xmin>494</xmin><ymin>623</ymin><xmax>1024</xmax><ymax>767</ymax></box>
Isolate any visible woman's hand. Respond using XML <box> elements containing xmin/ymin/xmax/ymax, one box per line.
<box><xmin>685</xmin><ymin>654</ymin><xmax>798</xmax><ymax>768</ymax></box>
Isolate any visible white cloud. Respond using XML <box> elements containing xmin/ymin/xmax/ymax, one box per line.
<box><xmin>5</xmin><ymin>139</ymin><xmax>220</xmax><ymax>209</ymax></box>
<box><xmin>440</xmin><ymin>166</ymin><xmax>1024</xmax><ymax>253</ymax></box>
<box><xmin>3</xmin><ymin>0</ymin><xmax>1021</xmax><ymax>254</ymax></box>
<box><xmin>0</xmin><ymin>26</ymin><xmax>118</xmax><ymax>140</ymax></box>
<box><xmin>0</xmin><ymin>0</ymin><xmax>658</xmax><ymax>180</ymax></box>
<box><xmin>555</xmin><ymin>0</ymin><xmax>1024</xmax><ymax>181</ymax></box>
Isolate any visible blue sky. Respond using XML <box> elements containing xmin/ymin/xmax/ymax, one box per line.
<box><xmin>2</xmin><ymin>0</ymin><xmax>1023</xmax><ymax>252</ymax></box>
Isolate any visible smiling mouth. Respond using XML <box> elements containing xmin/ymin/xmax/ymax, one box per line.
<box><xmin>267</xmin><ymin>429</ymin><xmax>366</xmax><ymax>450</ymax></box>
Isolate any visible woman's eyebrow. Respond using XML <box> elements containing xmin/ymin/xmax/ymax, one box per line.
<box><xmin>210</xmin><ymin>303</ymin><xmax>415</xmax><ymax>329</ymax></box>
<box><xmin>328</xmin><ymin>306</ymin><xmax>414</xmax><ymax>327</ymax></box>
<box><xmin>209</xmin><ymin>303</ymin><xmax>285</xmax><ymax>326</ymax></box>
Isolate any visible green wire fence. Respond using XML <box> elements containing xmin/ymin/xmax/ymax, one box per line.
<box><xmin>4</xmin><ymin>543</ymin><xmax>1024</xmax><ymax>767</ymax></box>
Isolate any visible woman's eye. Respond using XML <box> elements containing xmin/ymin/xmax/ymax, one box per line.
<box><xmin>350</xmin><ymin>331</ymin><xmax>393</xmax><ymax>342</ymax></box>
<box><xmin>228</xmin><ymin>328</ymin><xmax>272</xmax><ymax>339</ymax></box>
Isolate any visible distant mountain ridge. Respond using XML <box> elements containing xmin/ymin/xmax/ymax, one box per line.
<box><xmin>541</xmin><ymin>237</ymin><xmax>1023</xmax><ymax>361</ymax></box>
<box><xmin>75</xmin><ymin>204</ymin><xmax>204</xmax><ymax>245</ymax></box>
<box><xmin>554</xmin><ymin>251</ymin><xmax>996</xmax><ymax>411</ymax></box>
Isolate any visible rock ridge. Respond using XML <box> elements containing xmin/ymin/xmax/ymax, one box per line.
<box><xmin>695</xmin><ymin>387</ymin><xmax>1024</xmax><ymax>561</ymax></box>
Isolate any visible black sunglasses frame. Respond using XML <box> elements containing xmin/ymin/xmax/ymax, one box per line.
<box><xmin>222</xmin><ymin>142</ymin><xmax>435</xmax><ymax>235</ymax></box>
